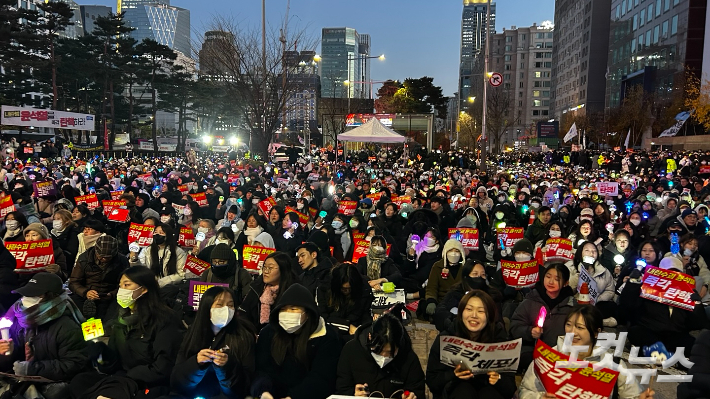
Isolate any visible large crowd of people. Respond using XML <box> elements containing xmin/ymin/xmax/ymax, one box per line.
<box><xmin>0</xmin><ymin>141</ymin><xmax>709</xmax><ymax>399</ymax></box>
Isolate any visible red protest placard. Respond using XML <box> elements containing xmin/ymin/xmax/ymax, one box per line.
<box><xmin>542</xmin><ymin>238</ymin><xmax>574</xmax><ymax>263</ymax></box>
<box><xmin>227</xmin><ymin>174</ymin><xmax>239</xmax><ymax>184</ymax></box>
<box><xmin>700</xmin><ymin>165</ymin><xmax>710</xmax><ymax>174</ymax></box>
<box><xmin>308</xmin><ymin>207</ymin><xmax>317</xmax><ymax>219</ymax></box>
<box><xmin>127</xmin><ymin>223</ymin><xmax>155</xmax><ymax>246</ymax></box>
<box><xmin>392</xmin><ymin>196</ymin><xmax>411</xmax><ymax>208</ymax></box>
<box><xmin>448</xmin><ymin>228</ymin><xmax>479</xmax><ymax>250</ymax></box>
<box><xmin>640</xmin><ymin>266</ymin><xmax>696</xmax><ymax>311</ymax></box>
<box><xmin>107</xmin><ymin>208</ymin><xmax>130</xmax><ymax>222</ymax></box>
<box><xmin>178</xmin><ymin>226</ymin><xmax>196</xmax><ymax>247</ymax></box>
<box><xmin>102</xmin><ymin>200</ymin><xmax>126</xmax><ymax>216</ymax></box>
<box><xmin>6</xmin><ymin>240</ymin><xmax>55</xmax><ymax>272</ymax></box>
<box><xmin>366</xmin><ymin>192</ymin><xmax>383</xmax><ymax>202</ymax></box>
<box><xmin>110</xmin><ymin>190</ymin><xmax>124</xmax><ymax>200</ymax></box>
<box><xmin>184</xmin><ymin>254</ymin><xmax>211</xmax><ymax>276</ymax></box>
<box><xmin>533</xmin><ymin>340</ymin><xmax>619</xmax><ymax>399</ymax></box>
<box><xmin>353</xmin><ymin>232</ymin><xmax>366</xmax><ymax>240</ymax></box>
<box><xmin>497</xmin><ymin>227</ymin><xmax>524</xmax><ymax>249</ymax></box>
<box><xmin>501</xmin><ymin>260</ymin><xmax>539</xmax><ymax>288</ymax></box>
<box><xmin>137</xmin><ymin>173</ymin><xmax>152</xmax><ymax>181</ymax></box>
<box><xmin>0</xmin><ymin>196</ymin><xmax>15</xmax><ymax>218</ymax></box>
<box><xmin>242</xmin><ymin>245</ymin><xmax>276</xmax><ymax>273</ymax></box>
<box><xmin>285</xmin><ymin>207</ymin><xmax>309</xmax><ymax>226</ymax></box>
<box><xmin>351</xmin><ymin>239</ymin><xmax>390</xmax><ymax>263</ymax></box>
<box><xmin>190</xmin><ymin>192</ymin><xmax>208</xmax><ymax>207</ymax></box>
<box><xmin>337</xmin><ymin>201</ymin><xmax>358</xmax><ymax>216</ymax></box>
<box><xmin>75</xmin><ymin>194</ymin><xmax>99</xmax><ymax>210</ymax></box>
<box><xmin>33</xmin><ymin>181</ymin><xmax>57</xmax><ymax>198</ymax></box>
<box><xmin>257</xmin><ymin>198</ymin><xmax>277</xmax><ymax>215</ymax></box>
<box><xmin>177</xmin><ymin>185</ymin><xmax>188</xmax><ymax>194</ymax></box>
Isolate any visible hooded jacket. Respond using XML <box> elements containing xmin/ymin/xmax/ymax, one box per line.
<box><xmin>599</xmin><ymin>242</ymin><xmax>634</xmax><ymax>275</ymax></box>
<box><xmin>425</xmin><ymin>239</ymin><xmax>466</xmax><ymax>304</ymax></box>
<box><xmin>509</xmin><ymin>283</ymin><xmax>575</xmax><ymax>348</ymax></box>
<box><xmin>574</xmin><ymin>260</ymin><xmax>615</xmax><ymax>302</ymax></box>
<box><xmin>253</xmin><ymin>284</ymin><xmax>342</xmax><ymax>399</ymax></box>
<box><xmin>476</xmin><ymin>186</ymin><xmax>494</xmax><ymax>214</ymax></box>
<box><xmin>518</xmin><ymin>336</ymin><xmax>642</xmax><ymax>399</ymax></box>
<box><xmin>335</xmin><ymin>322</ymin><xmax>425</xmax><ymax>399</ymax></box>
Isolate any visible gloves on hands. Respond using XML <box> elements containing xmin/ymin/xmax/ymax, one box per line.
<box><xmin>13</xmin><ymin>361</ymin><xmax>30</xmax><ymax>376</ymax></box>
<box><xmin>426</xmin><ymin>303</ymin><xmax>437</xmax><ymax>316</ymax></box>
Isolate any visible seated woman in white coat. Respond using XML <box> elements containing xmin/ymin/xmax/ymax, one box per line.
<box><xmin>129</xmin><ymin>223</ymin><xmax>188</xmax><ymax>286</ymax></box>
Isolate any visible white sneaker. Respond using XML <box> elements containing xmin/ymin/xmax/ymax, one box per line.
<box><xmin>603</xmin><ymin>317</ymin><xmax>618</xmax><ymax>327</ymax></box>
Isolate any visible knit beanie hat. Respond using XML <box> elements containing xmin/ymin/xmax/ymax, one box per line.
<box><xmin>210</xmin><ymin>243</ymin><xmax>235</xmax><ymax>262</ymax></box>
<box><xmin>23</xmin><ymin>223</ymin><xmax>49</xmax><ymax>240</ymax></box>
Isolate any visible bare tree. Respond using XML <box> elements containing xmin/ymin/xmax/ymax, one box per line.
<box><xmin>198</xmin><ymin>17</ymin><xmax>317</xmax><ymax>157</ymax></box>
<box><xmin>485</xmin><ymin>87</ymin><xmax>520</xmax><ymax>154</ymax></box>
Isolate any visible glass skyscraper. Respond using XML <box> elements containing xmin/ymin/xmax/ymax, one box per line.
<box><xmin>459</xmin><ymin>0</ymin><xmax>496</xmax><ymax>110</ymax></box>
<box><xmin>121</xmin><ymin>0</ymin><xmax>191</xmax><ymax>56</ymax></box>
<box><xmin>320</xmin><ymin>27</ymin><xmax>363</xmax><ymax>99</ymax></box>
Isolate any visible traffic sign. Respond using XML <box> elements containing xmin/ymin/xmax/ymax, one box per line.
<box><xmin>489</xmin><ymin>72</ymin><xmax>503</xmax><ymax>87</ymax></box>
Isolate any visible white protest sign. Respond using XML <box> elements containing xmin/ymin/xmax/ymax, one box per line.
<box><xmin>439</xmin><ymin>336</ymin><xmax>522</xmax><ymax>374</ymax></box>
<box><xmin>577</xmin><ymin>266</ymin><xmax>600</xmax><ymax>304</ymax></box>
<box><xmin>595</xmin><ymin>182</ymin><xmax>619</xmax><ymax>197</ymax></box>
<box><xmin>372</xmin><ymin>289</ymin><xmax>406</xmax><ymax>307</ymax></box>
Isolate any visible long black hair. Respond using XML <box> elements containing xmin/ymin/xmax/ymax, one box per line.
<box><xmin>454</xmin><ymin>289</ymin><xmax>498</xmax><ymax>343</ymax></box>
<box><xmin>327</xmin><ymin>263</ymin><xmax>364</xmax><ymax>311</ymax></box>
<box><xmin>264</xmin><ymin>251</ymin><xmax>298</xmax><ymax>291</ymax></box>
<box><xmin>565</xmin><ymin>304</ymin><xmax>603</xmax><ymax>347</ymax></box>
<box><xmin>367</xmin><ymin>312</ymin><xmax>409</xmax><ymax>356</ymax></box>
<box><xmin>178</xmin><ymin>286</ymin><xmax>255</xmax><ymax>363</ymax></box>
<box><xmin>149</xmin><ymin>223</ymin><xmax>178</xmax><ymax>277</ymax></box>
<box><xmin>270</xmin><ymin>285</ymin><xmax>320</xmax><ymax>369</ymax></box>
<box><xmin>121</xmin><ymin>266</ymin><xmax>172</xmax><ymax>333</ymax></box>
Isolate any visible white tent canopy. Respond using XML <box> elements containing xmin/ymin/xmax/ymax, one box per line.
<box><xmin>337</xmin><ymin>117</ymin><xmax>406</xmax><ymax>143</ymax></box>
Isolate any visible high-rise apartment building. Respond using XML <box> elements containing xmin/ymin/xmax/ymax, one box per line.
<box><xmin>550</xmin><ymin>0</ymin><xmax>611</xmax><ymax>121</ymax></box>
<box><xmin>459</xmin><ymin>0</ymin><xmax>496</xmax><ymax>110</ymax></box>
<box><xmin>320</xmin><ymin>27</ymin><xmax>370</xmax><ymax>99</ymax></box>
<box><xmin>281</xmin><ymin>50</ymin><xmax>321</xmax><ymax>134</ymax></box>
<box><xmin>79</xmin><ymin>5</ymin><xmax>111</xmax><ymax>35</ymax></box>
<box><xmin>121</xmin><ymin>0</ymin><xmax>191</xmax><ymax>56</ymax></box>
<box><xmin>490</xmin><ymin>23</ymin><xmax>554</xmax><ymax>146</ymax></box>
<box><xmin>606</xmin><ymin>0</ymin><xmax>706</xmax><ymax>109</ymax></box>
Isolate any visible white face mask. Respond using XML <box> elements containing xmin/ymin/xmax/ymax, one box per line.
<box><xmin>495</xmin><ymin>212</ymin><xmax>505</xmax><ymax>220</ymax></box>
<box><xmin>630</xmin><ymin>219</ymin><xmax>640</xmax><ymax>226</ymax></box>
<box><xmin>279</xmin><ymin>311</ymin><xmax>305</xmax><ymax>333</ymax></box>
<box><xmin>198</xmin><ymin>227</ymin><xmax>209</xmax><ymax>234</ymax></box>
<box><xmin>21</xmin><ymin>296</ymin><xmax>42</xmax><ymax>309</ymax></box>
<box><xmin>582</xmin><ymin>256</ymin><xmax>596</xmax><ymax>264</ymax></box>
<box><xmin>252</xmin><ymin>199</ymin><xmax>260</xmax><ymax>205</ymax></box>
<box><xmin>371</xmin><ymin>352</ymin><xmax>394</xmax><ymax>368</ymax></box>
<box><xmin>216</xmin><ymin>238</ymin><xmax>230</xmax><ymax>246</ymax></box>
<box><xmin>447</xmin><ymin>251</ymin><xmax>461</xmax><ymax>264</ymax></box>
<box><xmin>52</xmin><ymin>220</ymin><xmax>64</xmax><ymax>231</ymax></box>
<box><xmin>116</xmin><ymin>287</ymin><xmax>143</xmax><ymax>308</ymax></box>
<box><xmin>423</xmin><ymin>236</ymin><xmax>436</xmax><ymax>247</ymax></box>
<box><xmin>5</xmin><ymin>220</ymin><xmax>19</xmax><ymax>230</ymax></box>
<box><xmin>514</xmin><ymin>254</ymin><xmax>532</xmax><ymax>262</ymax></box>
<box><xmin>160</xmin><ymin>216</ymin><xmax>170</xmax><ymax>223</ymax></box>
<box><xmin>548</xmin><ymin>230</ymin><xmax>561</xmax><ymax>238</ymax></box>
<box><xmin>210</xmin><ymin>306</ymin><xmax>235</xmax><ymax>329</ymax></box>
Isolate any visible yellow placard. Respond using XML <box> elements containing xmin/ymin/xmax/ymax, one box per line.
<box><xmin>82</xmin><ymin>318</ymin><xmax>105</xmax><ymax>341</ymax></box>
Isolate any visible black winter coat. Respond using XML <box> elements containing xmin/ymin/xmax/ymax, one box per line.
<box><xmin>356</xmin><ymin>256</ymin><xmax>402</xmax><ymax>286</ymax></box>
<box><xmin>425</xmin><ymin>325</ymin><xmax>516</xmax><ymax>399</ymax></box>
<box><xmin>0</xmin><ymin>244</ymin><xmax>19</xmax><ymax>312</ymax></box>
<box><xmin>402</xmin><ymin>249</ymin><xmax>442</xmax><ymax>285</ymax></box>
<box><xmin>509</xmin><ymin>285</ymin><xmax>575</xmax><ymax>349</ymax></box>
<box><xmin>678</xmin><ymin>330</ymin><xmax>710</xmax><ymax>399</ymax></box>
<box><xmin>300</xmin><ymin>262</ymin><xmax>332</xmax><ymax>298</ymax></box>
<box><xmin>335</xmin><ymin>322</ymin><xmax>425</xmax><ymax>399</ymax></box>
<box><xmin>0</xmin><ymin>309</ymin><xmax>88</xmax><ymax>381</ymax></box>
<box><xmin>50</xmin><ymin>225</ymin><xmax>80</xmax><ymax>267</ymax></box>
<box><xmin>99</xmin><ymin>310</ymin><xmax>184</xmax><ymax>391</ymax></box>
<box><xmin>253</xmin><ymin>320</ymin><xmax>341</xmax><ymax>399</ymax></box>
<box><xmin>316</xmin><ymin>286</ymin><xmax>374</xmax><ymax>335</ymax></box>
<box><xmin>433</xmin><ymin>283</ymin><xmax>503</xmax><ymax>332</ymax></box>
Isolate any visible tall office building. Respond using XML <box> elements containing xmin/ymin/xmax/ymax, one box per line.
<box><xmin>198</xmin><ymin>30</ymin><xmax>238</xmax><ymax>78</ymax></box>
<box><xmin>490</xmin><ymin>22</ymin><xmax>554</xmax><ymax>146</ymax></box>
<box><xmin>606</xmin><ymin>0</ymin><xmax>706</xmax><ymax>109</ymax></box>
<box><xmin>80</xmin><ymin>5</ymin><xmax>111</xmax><ymax>35</ymax></box>
<box><xmin>459</xmin><ymin>0</ymin><xmax>496</xmax><ymax>110</ymax></box>
<box><xmin>121</xmin><ymin>0</ymin><xmax>191</xmax><ymax>56</ymax></box>
<box><xmin>320</xmin><ymin>27</ymin><xmax>370</xmax><ymax>99</ymax></box>
<box><xmin>280</xmin><ymin>50</ymin><xmax>321</xmax><ymax>135</ymax></box>
<box><xmin>550</xmin><ymin>0</ymin><xmax>611</xmax><ymax>121</ymax></box>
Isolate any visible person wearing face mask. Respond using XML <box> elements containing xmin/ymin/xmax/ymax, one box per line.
<box><xmin>252</xmin><ymin>284</ymin><xmax>341</xmax><ymax>399</ymax></box>
<box><xmin>401</xmin><ymin>228</ymin><xmax>442</xmax><ymax>300</ymax></box>
<box><xmin>572</xmin><ymin>241</ymin><xmax>617</xmax><ymax>326</ymax></box>
<box><xmin>553</xmin><ymin>204</ymin><xmax>573</xmax><ymax>234</ymax></box>
<box><xmin>235</xmin><ymin>212</ymin><xmax>266</xmax><ymax>253</ymax></box>
<box><xmin>335</xmin><ymin>310</ymin><xmax>424</xmax><ymax>399</ymax></box>
<box><xmin>330</xmin><ymin>214</ymin><xmax>352</xmax><ymax>261</ymax></box>
<box><xmin>433</xmin><ymin>261</ymin><xmax>504</xmax><ymax>332</ymax></box>
<box><xmin>192</xmin><ymin>219</ymin><xmax>218</xmax><ymax>256</ymax></box>
<box><xmin>69</xmin><ymin>235</ymin><xmax>128</xmax><ymax>319</ymax></box>
<box><xmin>0</xmin><ymin>273</ymin><xmax>88</xmax><ymax>399</ymax></box>
<box><xmin>663</xmin><ymin>234</ymin><xmax>710</xmax><ymax>305</ymax></box>
<box><xmin>427</xmin><ymin>290</ymin><xmax>516</xmax><ymax>399</ymax></box>
<box><xmin>532</xmin><ymin>221</ymin><xmax>565</xmax><ymax>266</ymax></box>
<box><xmin>49</xmin><ymin>210</ymin><xmax>80</xmax><ymax>264</ymax></box>
<box><xmin>130</xmin><ymin>223</ymin><xmax>188</xmax><ymax>287</ymax></box>
<box><xmin>199</xmin><ymin>243</ymin><xmax>253</xmax><ymax>304</ymax></box>
<box><xmin>424</xmin><ymin>239</ymin><xmax>466</xmax><ymax>319</ymax></box>
<box><xmin>170</xmin><ymin>286</ymin><xmax>257</xmax><ymax>399</ymax></box>
<box><xmin>356</xmin><ymin>235</ymin><xmax>402</xmax><ymax>291</ymax></box>
<box><xmin>274</xmin><ymin>212</ymin><xmax>305</xmax><ymax>259</ymax></box>
<box><xmin>70</xmin><ymin>267</ymin><xmax>184</xmax><ymax>399</ymax></box>
<box><xmin>158</xmin><ymin>206</ymin><xmax>177</xmax><ymax>230</ymax></box>
<box><xmin>75</xmin><ymin>218</ymin><xmax>107</xmax><ymax>260</ymax></box>
<box><xmin>1</xmin><ymin>211</ymin><xmax>29</xmax><ymax>242</ymax></box>
<box><xmin>518</xmin><ymin>305</ymin><xmax>651</xmax><ymax>399</ymax></box>
<box><xmin>510</xmin><ymin>264</ymin><xmax>574</xmax><ymax>372</ymax></box>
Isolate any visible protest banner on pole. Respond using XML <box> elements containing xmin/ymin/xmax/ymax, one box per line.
<box><xmin>127</xmin><ymin>223</ymin><xmax>155</xmax><ymax>246</ymax></box>
<box><xmin>439</xmin><ymin>336</ymin><xmax>522</xmax><ymax>374</ymax></box>
<box><xmin>6</xmin><ymin>240</ymin><xmax>55</xmax><ymax>272</ymax></box>
<box><xmin>501</xmin><ymin>260</ymin><xmax>539</xmax><ymax>288</ymax></box>
<box><xmin>448</xmin><ymin>228</ymin><xmax>479</xmax><ymax>250</ymax></box>
<box><xmin>533</xmin><ymin>340</ymin><xmax>619</xmax><ymax>398</ymax></box>
<box><xmin>640</xmin><ymin>266</ymin><xmax>696</xmax><ymax>310</ymax></box>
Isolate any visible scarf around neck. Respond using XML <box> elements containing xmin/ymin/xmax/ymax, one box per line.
<box><xmin>245</xmin><ymin>226</ymin><xmax>263</xmax><ymax>244</ymax></box>
<box><xmin>259</xmin><ymin>284</ymin><xmax>279</xmax><ymax>325</ymax></box>
<box><xmin>12</xmin><ymin>291</ymin><xmax>85</xmax><ymax>330</ymax></box>
<box><xmin>366</xmin><ymin>246</ymin><xmax>387</xmax><ymax>281</ymax></box>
